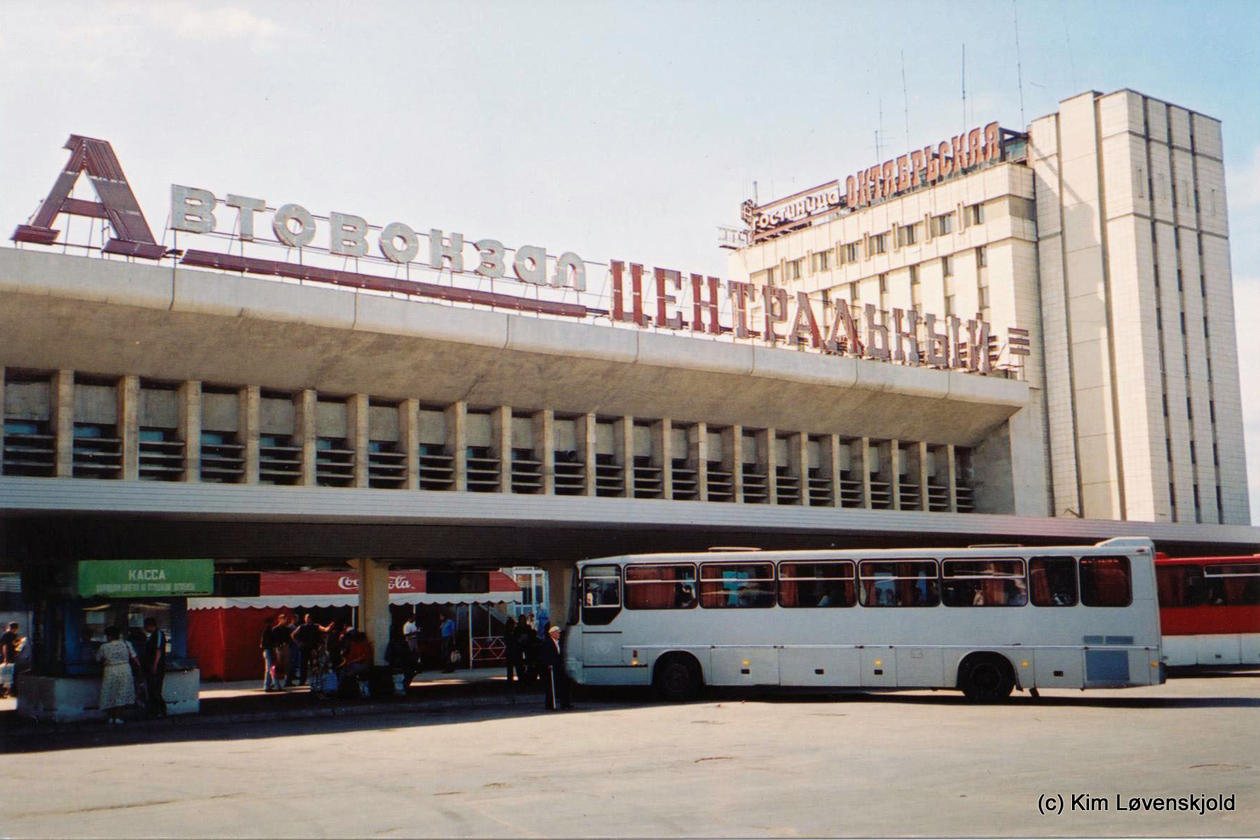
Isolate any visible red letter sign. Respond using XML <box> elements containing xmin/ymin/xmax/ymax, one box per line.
<box><xmin>12</xmin><ymin>134</ymin><xmax>165</xmax><ymax>259</ymax></box>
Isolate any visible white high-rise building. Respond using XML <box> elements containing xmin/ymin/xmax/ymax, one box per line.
<box><xmin>730</xmin><ymin>89</ymin><xmax>1249</xmax><ymax>524</ymax></box>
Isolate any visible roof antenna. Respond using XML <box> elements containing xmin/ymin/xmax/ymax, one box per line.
<box><xmin>876</xmin><ymin>97</ymin><xmax>884</xmax><ymax>160</ymax></box>
<box><xmin>901</xmin><ymin>50</ymin><xmax>912</xmax><ymax>155</ymax></box>
<box><xmin>1013</xmin><ymin>0</ymin><xmax>1026</xmax><ymax>127</ymax></box>
<box><xmin>961</xmin><ymin>44</ymin><xmax>967</xmax><ymax>129</ymax></box>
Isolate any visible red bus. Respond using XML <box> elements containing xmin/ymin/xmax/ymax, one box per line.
<box><xmin>1155</xmin><ymin>554</ymin><xmax>1260</xmax><ymax>668</ymax></box>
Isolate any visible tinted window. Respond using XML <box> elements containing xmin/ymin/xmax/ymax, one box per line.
<box><xmin>699</xmin><ymin>563</ymin><xmax>775</xmax><ymax>608</ymax></box>
<box><xmin>858</xmin><ymin>560</ymin><xmax>939</xmax><ymax>607</ymax></box>
<box><xmin>1156</xmin><ymin>564</ymin><xmax>1207</xmax><ymax>607</ymax></box>
<box><xmin>1080</xmin><ymin>556</ymin><xmax>1131</xmax><ymax>607</ymax></box>
<box><xmin>1030</xmin><ymin>557</ymin><xmax>1078</xmax><ymax>606</ymax></box>
<box><xmin>624</xmin><ymin>564</ymin><xmax>697</xmax><ymax>610</ymax></box>
<box><xmin>778</xmin><ymin>561</ymin><xmax>856</xmax><ymax>608</ymax></box>
<box><xmin>941</xmin><ymin>559</ymin><xmax>1028</xmax><ymax>607</ymax></box>
<box><xmin>1204</xmin><ymin>564</ymin><xmax>1260</xmax><ymax>606</ymax></box>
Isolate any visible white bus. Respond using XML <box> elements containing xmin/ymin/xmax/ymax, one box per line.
<box><xmin>564</xmin><ymin>539</ymin><xmax>1164</xmax><ymax>702</ymax></box>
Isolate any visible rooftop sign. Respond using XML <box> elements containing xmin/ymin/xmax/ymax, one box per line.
<box><xmin>9</xmin><ymin>134</ymin><xmax>1029</xmax><ymax>375</ymax></box>
<box><xmin>743</xmin><ymin>122</ymin><xmax>1009</xmax><ymax>241</ymax></box>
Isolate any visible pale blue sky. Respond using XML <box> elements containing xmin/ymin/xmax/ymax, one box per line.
<box><xmin>2</xmin><ymin>0</ymin><xmax>1257</xmax><ymax>521</ymax></box>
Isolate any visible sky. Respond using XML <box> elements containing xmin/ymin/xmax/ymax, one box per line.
<box><xmin>1</xmin><ymin>0</ymin><xmax>1258</xmax><ymax>522</ymax></box>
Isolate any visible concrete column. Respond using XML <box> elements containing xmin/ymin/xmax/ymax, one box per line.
<box><xmin>399</xmin><ymin>399</ymin><xmax>420</xmax><ymax>490</ymax></box>
<box><xmin>348</xmin><ymin>394</ymin><xmax>369</xmax><ymax>489</ymax></box>
<box><xmin>724</xmin><ymin>426</ymin><xmax>744</xmax><ymax>503</ymax></box>
<box><xmin>52</xmin><ymin>370</ymin><xmax>74</xmax><ymax>477</ymax></box>
<box><xmin>118</xmin><ymin>375</ymin><xmax>140</xmax><ymax>480</ymax></box>
<box><xmin>445</xmin><ymin>400</ymin><xmax>467</xmax><ymax>491</ymax></box>
<box><xmin>178</xmin><ymin>380</ymin><xmax>201</xmax><ymax>483</ymax></box>
<box><xmin>823</xmin><ymin>434</ymin><xmax>843</xmax><ymax>507</ymax></box>
<box><xmin>614</xmin><ymin>416</ymin><xmax>633</xmax><ymax>497</ymax></box>
<box><xmin>757</xmin><ymin>428</ymin><xmax>777</xmax><ymax>504</ymax></box>
<box><xmin>0</xmin><ymin>368</ymin><xmax>6</xmax><ymax>477</ymax></box>
<box><xmin>239</xmin><ymin>385</ymin><xmax>260</xmax><ymax>484</ymax></box>
<box><xmin>859</xmin><ymin>437</ymin><xmax>873</xmax><ymax>509</ymax></box>
<box><xmin>789</xmin><ymin>433</ymin><xmax>808</xmax><ymax>506</ymax></box>
<box><xmin>493</xmin><ymin>405</ymin><xmax>512</xmax><ymax>493</ymax></box>
<box><xmin>533</xmin><ymin>409</ymin><xmax>555</xmax><ymax>495</ymax></box>
<box><xmin>576</xmin><ymin>412</ymin><xmax>597</xmax><ymax>496</ymax></box>
<box><xmin>946</xmin><ymin>445</ymin><xmax>959</xmax><ymax>513</ymax></box>
<box><xmin>539</xmin><ymin>559</ymin><xmax>574</xmax><ymax>633</ymax></box>
<box><xmin>917</xmin><ymin>441</ymin><xmax>930</xmax><ymax>511</ymax></box>
<box><xmin>888</xmin><ymin>441</ymin><xmax>902</xmax><ymax>511</ymax></box>
<box><xmin>690</xmin><ymin>421</ymin><xmax>709</xmax><ymax>501</ymax></box>
<box><xmin>652</xmin><ymin>418</ymin><xmax>672</xmax><ymax>499</ymax></box>
<box><xmin>351</xmin><ymin>558</ymin><xmax>391</xmax><ymax>666</ymax></box>
<box><xmin>293</xmin><ymin>389</ymin><xmax>317</xmax><ymax>486</ymax></box>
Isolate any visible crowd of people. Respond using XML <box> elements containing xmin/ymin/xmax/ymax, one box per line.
<box><xmin>93</xmin><ymin>617</ymin><xmax>168</xmax><ymax>725</ymax></box>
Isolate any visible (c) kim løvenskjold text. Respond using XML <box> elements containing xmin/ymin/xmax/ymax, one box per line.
<box><xmin>1070</xmin><ymin>793</ymin><xmax>1235</xmax><ymax>814</ymax></box>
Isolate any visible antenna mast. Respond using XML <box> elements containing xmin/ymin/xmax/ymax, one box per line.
<box><xmin>1014</xmin><ymin>0</ymin><xmax>1026</xmax><ymax>127</ymax></box>
<box><xmin>961</xmin><ymin>44</ymin><xmax>967</xmax><ymax>128</ymax></box>
<box><xmin>901</xmin><ymin>50</ymin><xmax>912</xmax><ymax>155</ymax></box>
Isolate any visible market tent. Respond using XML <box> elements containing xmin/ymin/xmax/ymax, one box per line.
<box><xmin>187</xmin><ymin>570</ymin><xmax>520</xmax><ymax>680</ymax></box>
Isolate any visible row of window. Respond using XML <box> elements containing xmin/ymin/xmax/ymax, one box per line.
<box><xmin>580</xmin><ymin>556</ymin><xmax>1131</xmax><ymax>616</ymax></box>
<box><xmin>1156</xmin><ymin>563</ymin><xmax>1260</xmax><ymax>607</ymax></box>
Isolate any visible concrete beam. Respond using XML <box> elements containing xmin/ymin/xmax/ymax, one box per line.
<box><xmin>653</xmin><ymin>418</ymin><xmax>672</xmax><ymax>500</ymax></box>
<box><xmin>576</xmin><ymin>413</ymin><xmax>597</xmax><ymax>497</ymax></box>
<box><xmin>239</xmin><ymin>386</ymin><xmax>260</xmax><ymax>484</ymax></box>
<box><xmin>690</xmin><ymin>422</ymin><xmax>709</xmax><ymax>502</ymax></box>
<box><xmin>399</xmin><ymin>399</ymin><xmax>420</xmax><ymax>491</ymax></box>
<box><xmin>294</xmin><ymin>390</ymin><xmax>317</xmax><ymax>486</ymax></box>
<box><xmin>351</xmin><ymin>557</ymin><xmax>391</xmax><ymax>666</ymax></box>
<box><xmin>493</xmin><ymin>406</ymin><xmax>511</xmax><ymax>494</ymax></box>
<box><xmin>445</xmin><ymin>401</ymin><xmax>467</xmax><ymax>491</ymax></box>
<box><xmin>348</xmin><ymin>394</ymin><xmax>369</xmax><ymax>489</ymax></box>
<box><xmin>534</xmin><ymin>409</ymin><xmax>555</xmax><ymax>496</ymax></box>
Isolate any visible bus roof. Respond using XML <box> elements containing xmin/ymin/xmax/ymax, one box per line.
<box><xmin>577</xmin><ymin>539</ymin><xmax>1155</xmax><ymax>567</ymax></box>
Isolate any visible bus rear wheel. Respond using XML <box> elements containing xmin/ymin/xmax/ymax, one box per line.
<box><xmin>654</xmin><ymin>654</ymin><xmax>702</xmax><ymax>702</ymax></box>
<box><xmin>958</xmin><ymin>654</ymin><xmax>1015</xmax><ymax>703</ymax></box>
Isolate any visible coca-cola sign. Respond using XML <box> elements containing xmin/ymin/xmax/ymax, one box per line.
<box><xmin>336</xmin><ymin>575</ymin><xmax>416</xmax><ymax>591</ymax></box>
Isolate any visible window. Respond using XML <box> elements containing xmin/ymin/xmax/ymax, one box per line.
<box><xmin>909</xmin><ymin>264</ymin><xmax>920</xmax><ymax>285</ymax></box>
<box><xmin>978</xmin><ymin>286</ymin><xmax>990</xmax><ymax>308</ymax></box>
<box><xmin>1079</xmin><ymin>556</ymin><xmax>1132</xmax><ymax>607</ymax></box>
<box><xmin>966</xmin><ymin>203</ymin><xmax>985</xmax><ymax>225</ymax></box>
<box><xmin>878</xmin><ymin>274</ymin><xmax>888</xmax><ymax>294</ymax></box>
<box><xmin>941</xmin><ymin>559</ymin><xmax>1028</xmax><ymax>607</ymax></box>
<box><xmin>869</xmin><ymin>233</ymin><xmax>888</xmax><ymax>256</ymax></box>
<box><xmin>1156</xmin><ymin>564</ymin><xmax>1208</xmax><ymax>607</ymax></box>
<box><xmin>699</xmin><ymin>562</ymin><xmax>775</xmax><ymax>608</ymax></box>
<box><xmin>858</xmin><ymin>560</ymin><xmax>939</xmax><ymax>607</ymax></box>
<box><xmin>581</xmin><ymin>564</ymin><xmax>622</xmax><ymax>625</ymax></box>
<box><xmin>930</xmin><ymin>213</ymin><xmax>954</xmax><ymax>236</ymax></box>
<box><xmin>897</xmin><ymin>224</ymin><xmax>919</xmax><ymax>247</ymax></box>
<box><xmin>849</xmin><ymin>281</ymin><xmax>860</xmax><ymax>302</ymax></box>
<box><xmin>1030</xmin><ymin>557</ymin><xmax>1078</xmax><ymax>606</ymax></box>
<box><xmin>813</xmin><ymin>251</ymin><xmax>831</xmax><ymax>272</ymax></box>
<box><xmin>945</xmin><ymin>295</ymin><xmax>955</xmax><ymax>317</ymax></box>
<box><xmin>843</xmin><ymin>242</ymin><xmax>860</xmax><ymax>263</ymax></box>
<box><xmin>941</xmin><ymin>255</ymin><xmax>953</xmax><ymax>277</ymax></box>
<box><xmin>786</xmin><ymin>258</ymin><xmax>804</xmax><ymax>281</ymax></box>
<box><xmin>778</xmin><ymin>561</ymin><xmax>856</xmax><ymax>608</ymax></box>
<box><xmin>1203</xmin><ymin>564</ymin><xmax>1260</xmax><ymax>606</ymax></box>
<box><xmin>976</xmin><ymin>246</ymin><xmax>987</xmax><ymax>268</ymax></box>
<box><xmin>624</xmin><ymin>563</ymin><xmax>697</xmax><ymax>609</ymax></box>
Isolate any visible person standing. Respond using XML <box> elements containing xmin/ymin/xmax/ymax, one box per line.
<box><xmin>293</xmin><ymin>614</ymin><xmax>320</xmax><ymax>686</ymax></box>
<box><xmin>538</xmin><ymin>626</ymin><xmax>571</xmax><ymax>711</ymax></box>
<box><xmin>0</xmin><ymin>622</ymin><xmax>23</xmax><ymax>699</ymax></box>
<box><xmin>439</xmin><ymin>613</ymin><xmax>456</xmax><ymax>673</ymax></box>
<box><xmin>260</xmin><ymin>615</ymin><xmax>283</xmax><ymax>692</ymax></box>
<box><xmin>96</xmin><ymin>626</ymin><xmax>139</xmax><ymax>724</ymax></box>
<box><xmin>275</xmin><ymin>614</ymin><xmax>297</xmax><ymax>687</ymax></box>
<box><xmin>403</xmin><ymin>613</ymin><xmax>420</xmax><ymax>659</ymax></box>
<box><xmin>142</xmin><ymin>618</ymin><xmax>167</xmax><ymax>718</ymax></box>
<box><xmin>503</xmin><ymin>617</ymin><xmax>519</xmax><ymax>687</ymax></box>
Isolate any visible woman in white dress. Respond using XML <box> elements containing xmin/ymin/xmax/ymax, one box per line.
<box><xmin>96</xmin><ymin>626</ymin><xmax>138</xmax><ymax>724</ymax></box>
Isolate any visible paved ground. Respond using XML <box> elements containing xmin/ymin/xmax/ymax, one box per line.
<box><xmin>2</xmin><ymin>674</ymin><xmax>1257</xmax><ymax>838</ymax></box>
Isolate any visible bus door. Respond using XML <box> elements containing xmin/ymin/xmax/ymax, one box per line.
<box><xmin>776</xmin><ymin>561</ymin><xmax>861</xmax><ymax>687</ymax></box>
<box><xmin>578</xmin><ymin>564</ymin><xmax>622</xmax><ymax>666</ymax></box>
<box><xmin>1029</xmin><ymin>557</ymin><xmax>1085</xmax><ymax>687</ymax></box>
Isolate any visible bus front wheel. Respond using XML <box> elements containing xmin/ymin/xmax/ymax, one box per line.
<box><xmin>654</xmin><ymin>654</ymin><xmax>702</xmax><ymax>702</ymax></box>
<box><xmin>958</xmin><ymin>654</ymin><xmax>1015</xmax><ymax>703</ymax></box>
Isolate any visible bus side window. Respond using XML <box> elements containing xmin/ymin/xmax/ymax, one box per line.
<box><xmin>1029</xmin><ymin>557</ymin><xmax>1078</xmax><ymax>607</ymax></box>
<box><xmin>624</xmin><ymin>564</ymin><xmax>697</xmax><ymax>610</ymax></box>
<box><xmin>778</xmin><ymin>561</ymin><xmax>856</xmax><ymax>608</ymax></box>
<box><xmin>1080</xmin><ymin>556</ymin><xmax>1132</xmax><ymax>607</ymax></box>
<box><xmin>699</xmin><ymin>563</ymin><xmax>776</xmax><ymax>608</ymax></box>
<box><xmin>1156</xmin><ymin>565</ymin><xmax>1207</xmax><ymax>607</ymax></box>
<box><xmin>1204</xmin><ymin>564</ymin><xmax>1260</xmax><ymax>606</ymax></box>
<box><xmin>941</xmin><ymin>559</ymin><xmax>1027</xmax><ymax>607</ymax></box>
<box><xmin>857</xmin><ymin>561</ymin><xmax>939</xmax><ymax>607</ymax></box>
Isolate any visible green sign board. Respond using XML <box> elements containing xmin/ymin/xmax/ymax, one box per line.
<box><xmin>77</xmin><ymin>559</ymin><xmax>214</xmax><ymax>598</ymax></box>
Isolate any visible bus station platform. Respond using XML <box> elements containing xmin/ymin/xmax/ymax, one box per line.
<box><xmin>0</xmin><ymin>667</ymin><xmax>544</xmax><ymax>744</ymax></box>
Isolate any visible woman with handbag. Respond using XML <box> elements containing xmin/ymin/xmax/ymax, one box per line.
<box><xmin>96</xmin><ymin>626</ymin><xmax>139</xmax><ymax>725</ymax></box>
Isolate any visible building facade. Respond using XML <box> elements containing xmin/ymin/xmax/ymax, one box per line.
<box><xmin>731</xmin><ymin>89</ymin><xmax>1249</xmax><ymax>525</ymax></box>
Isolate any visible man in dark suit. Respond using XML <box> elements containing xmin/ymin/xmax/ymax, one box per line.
<box><xmin>539</xmin><ymin>626</ymin><xmax>571</xmax><ymax>711</ymax></box>
<box><xmin>143</xmin><ymin>617</ymin><xmax>167</xmax><ymax>718</ymax></box>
